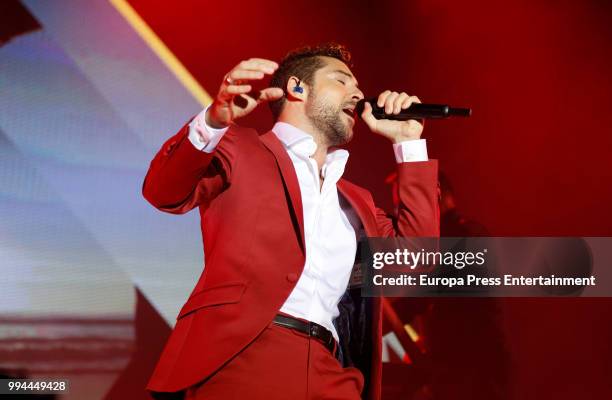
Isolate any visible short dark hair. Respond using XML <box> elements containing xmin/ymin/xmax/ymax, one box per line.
<box><xmin>268</xmin><ymin>42</ymin><xmax>353</xmax><ymax>120</ymax></box>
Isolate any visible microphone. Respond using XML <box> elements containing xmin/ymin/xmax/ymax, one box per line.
<box><xmin>355</xmin><ymin>98</ymin><xmax>472</xmax><ymax>120</ymax></box>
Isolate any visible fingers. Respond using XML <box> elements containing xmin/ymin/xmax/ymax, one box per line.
<box><xmin>219</xmin><ymin>58</ymin><xmax>279</xmax><ymax>102</ymax></box>
<box><xmin>377</xmin><ymin>90</ymin><xmax>401</xmax><ymax>114</ymax></box>
<box><xmin>225</xmin><ymin>84</ymin><xmax>252</xmax><ymax>95</ymax></box>
<box><xmin>236</xmin><ymin>58</ymin><xmax>278</xmax><ymax>73</ymax></box>
<box><xmin>258</xmin><ymin>87</ymin><xmax>284</xmax><ymax>102</ymax></box>
<box><xmin>377</xmin><ymin>90</ymin><xmax>392</xmax><ymax>108</ymax></box>
<box><xmin>395</xmin><ymin>92</ymin><xmax>409</xmax><ymax>114</ymax></box>
<box><xmin>226</xmin><ymin>59</ymin><xmax>278</xmax><ymax>83</ymax></box>
<box><xmin>378</xmin><ymin>90</ymin><xmax>422</xmax><ymax>115</ymax></box>
<box><xmin>360</xmin><ymin>101</ymin><xmax>378</xmax><ymax>131</ymax></box>
<box><xmin>385</xmin><ymin>92</ymin><xmax>399</xmax><ymax>114</ymax></box>
<box><xmin>402</xmin><ymin>95</ymin><xmax>421</xmax><ymax>110</ymax></box>
<box><xmin>228</xmin><ymin>69</ymin><xmax>265</xmax><ymax>81</ymax></box>
<box><xmin>218</xmin><ymin>83</ymin><xmax>252</xmax><ymax>102</ymax></box>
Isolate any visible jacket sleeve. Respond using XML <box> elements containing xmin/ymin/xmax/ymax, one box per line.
<box><xmin>376</xmin><ymin>160</ymin><xmax>440</xmax><ymax>237</ymax></box>
<box><xmin>142</xmin><ymin>120</ymin><xmax>239</xmax><ymax>214</ymax></box>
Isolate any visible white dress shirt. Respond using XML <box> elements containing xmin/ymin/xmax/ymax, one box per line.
<box><xmin>187</xmin><ymin>107</ymin><xmax>428</xmax><ymax>341</ymax></box>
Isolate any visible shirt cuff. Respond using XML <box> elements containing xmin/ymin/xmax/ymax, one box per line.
<box><xmin>187</xmin><ymin>105</ymin><xmax>229</xmax><ymax>153</ymax></box>
<box><xmin>393</xmin><ymin>139</ymin><xmax>429</xmax><ymax>163</ymax></box>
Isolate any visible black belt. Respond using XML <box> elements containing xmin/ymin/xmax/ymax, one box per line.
<box><xmin>272</xmin><ymin>314</ymin><xmax>337</xmax><ymax>356</ymax></box>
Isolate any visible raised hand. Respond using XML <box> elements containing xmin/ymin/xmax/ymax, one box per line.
<box><xmin>206</xmin><ymin>58</ymin><xmax>284</xmax><ymax>128</ymax></box>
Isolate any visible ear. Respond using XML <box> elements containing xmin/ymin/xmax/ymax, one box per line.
<box><xmin>285</xmin><ymin>76</ymin><xmax>308</xmax><ymax>101</ymax></box>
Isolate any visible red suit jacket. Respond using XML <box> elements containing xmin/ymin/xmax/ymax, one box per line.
<box><xmin>143</xmin><ymin>121</ymin><xmax>439</xmax><ymax>400</ymax></box>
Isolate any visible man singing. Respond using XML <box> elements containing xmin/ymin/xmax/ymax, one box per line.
<box><xmin>143</xmin><ymin>43</ymin><xmax>439</xmax><ymax>400</ymax></box>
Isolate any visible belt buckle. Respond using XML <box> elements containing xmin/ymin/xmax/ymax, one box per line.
<box><xmin>308</xmin><ymin>322</ymin><xmax>336</xmax><ymax>356</ymax></box>
<box><xmin>309</xmin><ymin>323</ymin><xmax>320</xmax><ymax>337</ymax></box>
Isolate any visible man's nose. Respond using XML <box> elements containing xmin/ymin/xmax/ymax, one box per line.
<box><xmin>352</xmin><ymin>88</ymin><xmax>364</xmax><ymax>101</ymax></box>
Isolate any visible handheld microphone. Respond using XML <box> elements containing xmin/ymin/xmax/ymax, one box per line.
<box><xmin>355</xmin><ymin>98</ymin><xmax>472</xmax><ymax>120</ymax></box>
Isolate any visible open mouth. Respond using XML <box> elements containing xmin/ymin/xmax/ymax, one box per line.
<box><xmin>342</xmin><ymin>107</ymin><xmax>355</xmax><ymax>120</ymax></box>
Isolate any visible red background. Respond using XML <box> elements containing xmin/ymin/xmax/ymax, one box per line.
<box><xmin>127</xmin><ymin>0</ymin><xmax>612</xmax><ymax>398</ymax></box>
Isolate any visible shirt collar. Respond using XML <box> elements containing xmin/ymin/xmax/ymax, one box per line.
<box><xmin>272</xmin><ymin>121</ymin><xmax>317</xmax><ymax>158</ymax></box>
<box><xmin>272</xmin><ymin>122</ymin><xmax>350</xmax><ymax>172</ymax></box>
<box><xmin>272</xmin><ymin>122</ymin><xmax>312</xmax><ymax>147</ymax></box>
<box><xmin>272</xmin><ymin>122</ymin><xmax>349</xmax><ymax>180</ymax></box>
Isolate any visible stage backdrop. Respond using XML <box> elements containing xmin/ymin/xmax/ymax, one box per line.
<box><xmin>1</xmin><ymin>0</ymin><xmax>611</xmax><ymax>399</ymax></box>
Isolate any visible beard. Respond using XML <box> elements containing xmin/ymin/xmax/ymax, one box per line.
<box><xmin>305</xmin><ymin>90</ymin><xmax>352</xmax><ymax>147</ymax></box>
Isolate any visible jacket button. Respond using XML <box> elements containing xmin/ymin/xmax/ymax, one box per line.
<box><xmin>286</xmin><ymin>273</ymin><xmax>298</xmax><ymax>283</ymax></box>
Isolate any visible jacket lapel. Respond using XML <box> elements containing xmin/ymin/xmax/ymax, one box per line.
<box><xmin>337</xmin><ymin>179</ymin><xmax>379</xmax><ymax>236</ymax></box>
<box><xmin>260</xmin><ymin>131</ymin><xmax>306</xmax><ymax>253</ymax></box>
<box><xmin>259</xmin><ymin>132</ymin><xmax>379</xmax><ymax>251</ymax></box>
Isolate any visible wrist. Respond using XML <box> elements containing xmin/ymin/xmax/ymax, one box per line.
<box><xmin>392</xmin><ymin>134</ymin><xmax>421</xmax><ymax>144</ymax></box>
<box><xmin>205</xmin><ymin>106</ymin><xmax>229</xmax><ymax>129</ymax></box>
